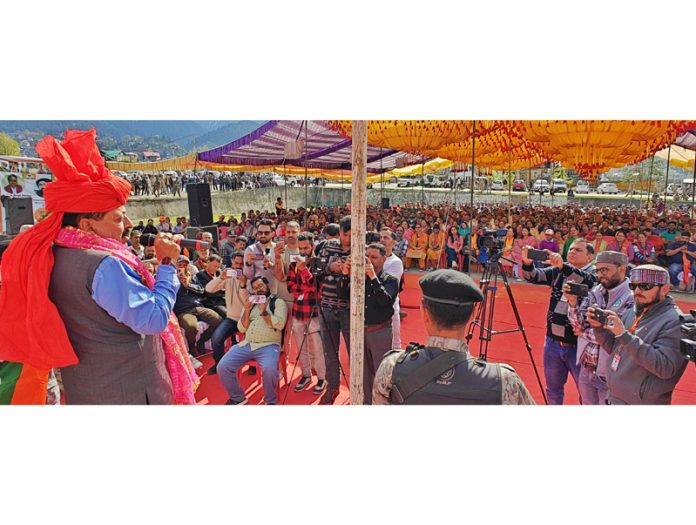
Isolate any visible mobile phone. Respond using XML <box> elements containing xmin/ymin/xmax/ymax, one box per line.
<box><xmin>290</xmin><ymin>254</ymin><xmax>305</xmax><ymax>263</ymax></box>
<box><xmin>227</xmin><ymin>269</ymin><xmax>242</xmax><ymax>278</ymax></box>
<box><xmin>592</xmin><ymin>306</ymin><xmax>609</xmax><ymax>325</ymax></box>
<box><xmin>568</xmin><ymin>283</ymin><xmax>589</xmax><ymax>297</ymax></box>
<box><xmin>249</xmin><ymin>294</ymin><xmax>267</xmax><ymax>304</ymax></box>
<box><xmin>528</xmin><ymin>248</ymin><xmax>548</xmax><ymax>261</ymax></box>
<box><xmin>276</xmin><ymin>236</ymin><xmax>285</xmax><ymax>242</ymax></box>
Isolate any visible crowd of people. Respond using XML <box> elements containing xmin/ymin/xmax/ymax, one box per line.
<box><xmin>4</xmin><ymin>139</ymin><xmax>696</xmax><ymax>405</ymax></box>
<box><xmin>108</xmin><ymin>197</ymin><xmax>696</xmax><ymax>405</ymax></box>
<box><xmin>118</xmin><ymin>170</ymin><xmax>325</xmax><ymax>198</ymax></box>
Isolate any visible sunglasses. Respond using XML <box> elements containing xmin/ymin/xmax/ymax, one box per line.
<box><xmin>629</xmin><ymin>283</ymin><xmax>660</xmax><ymax>291</ymax></box>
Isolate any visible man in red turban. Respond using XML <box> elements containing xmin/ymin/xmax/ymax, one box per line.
<box><xmin>0</xmin><ymin>129</ymin><xmax>199</xmax><ymax>404</ymax></box>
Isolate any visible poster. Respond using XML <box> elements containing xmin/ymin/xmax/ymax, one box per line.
<box><xmin>0</xmin><ymin>157</ymin><xmax>52</xmax><ymax>231</ymax></box>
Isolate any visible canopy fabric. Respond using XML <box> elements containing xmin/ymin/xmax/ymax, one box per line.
<box><xmin>386</xmin><ymin>157</ymin><xmax>453</xmax><ymax>177</ymax></box>
<box><xmin>674</xmin><ymin>130</ymin><xmax>696</xmax><ymax>151</ymax></box>
<box><xmin>196</xmin><ymin>120</ymin><xmax>411</xmax><ymax>173</ymax></box>
<box><xmin>106</xmin><ymin>153</ymin><xmax>199</xmax><ymax>171</ymax></box>
<box><xmin>512</xmin><ymin>120</ymin><xmax>696</xmax><ymax>177</ymax></box>
<box><xmin>325</xmin><ymin>120</ymin><xmax>502</xmax><ymax>155</ymax></box>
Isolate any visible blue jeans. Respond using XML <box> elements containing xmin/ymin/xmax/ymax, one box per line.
<box><xmin>578</xmin><ymin>367</ymin><xmax>608</xmax><ymax>405</ymax></box>
<box><xmin>320</xmin><ymin>307</ymin><xmax>351</xmax><ymax>391</ymax></box>
<box><xmin>445</xmin><ymin>247</ymin><xmax>458</xmax><ymax>268</ymax></box>
<box><xmin>668</xmin><ymin>263</ymin><xmax>696</xmax><ymax>286</ymax></box>
<box><xmin>218</xmin><ymin>342</ymin><xmax>280</xmax><ymax>404</ymax></box>
<box><xmin>543</xmin><ymin>337</ymin><xmax>581</xmax><ymax>405</ymax></box>
<box><xmin>211</xmin><ymin>318</ymin><xmax>239</xmax><ymax>364</ymax></box>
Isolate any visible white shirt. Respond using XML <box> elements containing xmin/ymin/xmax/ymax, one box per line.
<box><xmin>384</xmin><ymin>253</ymin><xmax>403</xmax><ymax>310</ymax></box>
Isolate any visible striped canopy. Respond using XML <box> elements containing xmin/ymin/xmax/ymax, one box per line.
<box><xmin>196</xmin><ymin>120</ymin><xmax>414</xmax><ymax>173</ymax></box>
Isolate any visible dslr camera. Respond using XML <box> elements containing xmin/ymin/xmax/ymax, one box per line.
<box><xmin>679</xmin><ymin>310</ymin><xmax>696</xmax><ymax>361</ymax></box>
<box><xmin>307</xmin><ymin>255</ymin><xmax>330</xmax><ymax>277</ymax></box>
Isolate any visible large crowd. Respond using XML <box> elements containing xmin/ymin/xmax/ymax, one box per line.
<box><xmin>118</xmin><ymin>170</ymin><xmax>325</xmax><ymax>197</ymax></box>
<box><xmin>113</xmin><ymin>198</ymin><xmax>696</xmax><ymax>405</ymax></box>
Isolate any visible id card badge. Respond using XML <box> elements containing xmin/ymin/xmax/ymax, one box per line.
<box><xmin>610</xmin><ymin>352</ymin><xmax>622</xmax><ymax>372</ymax></box>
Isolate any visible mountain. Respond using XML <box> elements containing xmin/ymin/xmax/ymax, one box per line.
<box><xmin>0</xmin><ymin>120</ymin><xmax>268</xmax><ymax>158</ymax></box>
<box><xmin>187</xmin><ymin>121</ymin><xmax>268</xmax><ymax>150</ymax></box>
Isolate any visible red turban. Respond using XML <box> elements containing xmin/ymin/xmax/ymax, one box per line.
<box><xmin>0</xmin><ymin>129</ymin><xmax>131</xmax><ymax>369</ymax></box>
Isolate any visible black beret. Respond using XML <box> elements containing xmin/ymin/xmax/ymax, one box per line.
<box><xmin>419</xmin><ymin>269</ymin><xmax>483</xmax><ymax>306</ymax></box>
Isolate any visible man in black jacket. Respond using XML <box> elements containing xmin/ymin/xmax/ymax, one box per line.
<box><xmin>521</xmin><ymin>239</ymin><xmax>597</xmax><ymax>404</ymax></box>
<box><xmin>361</xmin><ymin>242</ymin><xmax>399</xmax><ymax>404</ymax></box>
<box><xmin>174</xmin><ymin>267</ymin><xmax>222</xmax><ymax>356</ymax></box>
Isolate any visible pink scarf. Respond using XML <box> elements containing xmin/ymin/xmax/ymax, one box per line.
<box><xmin>54</xmin><ymin>227</ymin><xmax>199</xmax><ymax>404</ymax></box>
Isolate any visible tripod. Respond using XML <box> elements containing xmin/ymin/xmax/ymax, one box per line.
<box><xmin>465</xmin><ymin>254</ymin><xmax>548</xmax><ymax>404</ymax></box>
<box><xmin>281</xmin><ymin>273</ymin><xmax>350</xmax><ymax>405</ymax></box>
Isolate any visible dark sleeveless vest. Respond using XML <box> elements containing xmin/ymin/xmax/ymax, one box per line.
<box><xmin>48</xmin><ymin>246</ymin><xmax>174</xmax><ymax>405</ymax></box>
<box><xmin>391</xmin><ymin>347</ymin><xmax>503</xmax><ymax>405</ymax></box>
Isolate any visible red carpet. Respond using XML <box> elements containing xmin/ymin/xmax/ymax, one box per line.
<box><xmin>195</xmin><ymin>273</ymin><xmax>696</xmax><ymax>405</ymax></box>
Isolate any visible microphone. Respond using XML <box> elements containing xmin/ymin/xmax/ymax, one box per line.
<box><xmin>140</xmin><ymin>233</ymin><xmax>210</xmax><ymax>251</ymax></box>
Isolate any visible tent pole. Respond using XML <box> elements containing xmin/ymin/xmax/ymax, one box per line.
<box><xmin>664</xmin><ymin>145</ymin><xmax>672</xmax><ymax>208</ymax></box>
<box><xmin>380</xmin><ymin>147</ymin><xmax>384</xmax><ymax>206</ymax></box>
<box><xmin>646</xmin><ymin>154</ymin><xmax>655</xmax><ymax>209</ymax></box>
<box><xmin>470</xmin><ymin>120</ymin><xmax>476</xmax><ymax>208</ymax></box>
<box><xmin>304</xmin><ymin>120</ymin><xmax>308</xmax><ymax>210</ymax></box>
<box><xmin>349</xmin><ymin>120</ymin><xmax>367</xmax><ymax>405</ymax></box>
<box><xmin>421</xmin><ymin>158</ymin><xmax>425</xmax><ymax>204</ymax></box>
<box><xmin>283</xmin><ymin>162</ymin><xmax>288</xmax><ymax>209</ymax></box>
<box><xmin>508</xmin><ymin>151</ymin><xmax>512</xmax><ymax>225</ymax></box>
<box><xmin>691</xmin><ymin>158</ymin><xmax>696</xmax><ymax>220</ymax></box>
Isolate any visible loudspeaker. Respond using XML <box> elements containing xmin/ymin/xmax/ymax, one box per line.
<box><xmin>3</xmin><ymin>197</ymin><xmax>34</xmax><ymax>234</ymax></box>
<box><xmin>187</xmin><ymin>183</ymin><xmax>213</xmax><ymax>227</ymax></box>
<box><xmin>381</xmin><ymin>197</ymin><xmax>390</xmax><ymax>209</ymax></box>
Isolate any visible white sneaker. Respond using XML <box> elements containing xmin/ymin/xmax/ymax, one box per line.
<box><xmin>190</xmin><ymin>355</ymin><xmax>204</xmax><ymax>369</ymax></box>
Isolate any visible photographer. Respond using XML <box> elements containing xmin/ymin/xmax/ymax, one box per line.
<box><xmin>205</xmin><ymin>251</ymin><xmax>249</xmax><ymax>375</ymax></box>
<box><xmin>588</xmin><ymin>264</ymin><xmax>687</xmax><ymax>405</ymax></box>
<box><xmin>564</xmin><ymin>252</ymin><xmax>633</xmax><ymax>405</ymax></box>
<box><xmin>174</xmin><ymin>267</ymin><xmax>223</xmax><ymax>358</ymax></box>
<box><xmin>217</xmin><ymin>276</ymin><xmax>288</xmax><ymax>405</ymax></box>
<box><xmin>242</xmin><ymin>218</ymin><xmax>278</xmax><ymax>294</ymax></box>
<box><xmin>316</xmin><ymin>215</ymin><xmax>352</xmax><ymax>405</ymax></box>
<box><xmin>372</xmin><ymin>270</ymin><xmax>534</xmax><ymax>405</ymax></box>
<box><xmin>521</xmin><ymin>239</ymin><xmax>597</xmax><ymax>404</ymax></box>
<box><xmin>286</xmin><ymin>232</ymin><xmax>327</xmax><ymax>394</ymax></box>
<box><xmin>360</xmin><ymin>243</ymin><xmax>399</xmax><ymax>404</ymax></box>
<box><xmin>193</xmin><ymin>253</ymin><xmax>227</xmax><ymax>318</ymax></box>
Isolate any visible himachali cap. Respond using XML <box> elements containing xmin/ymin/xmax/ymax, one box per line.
<box><xmin>629</xmin><ymin>264</ymin><xmax>669</xmax><ymax>285</ymax></box>
<box><xmin>596</xmin><ymin>251</ymin><xmax>628</xmax><ymax>266</ymax></box>
<box><xmin>545</xmin><ymin>229</ymin><xmax>554</xmax><ymax>235</ymax></box>
<box><xmin>419</xmin><ymin>269</ymin><xmax>484</xmax><ymax>307</ymax></box>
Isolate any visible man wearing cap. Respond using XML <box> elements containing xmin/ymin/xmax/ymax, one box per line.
<box><xmin>373</xmin><ymin>269</ymin><xmax>535</xmax><ymax>405</ymax></box>
<box><xmin>588</xmin><ymin>264</ymin><xmax>687</xmax><ymax>404</ymax></box>
<box><xmin>0</xmin><ymin>129</ymin><xmax>199</xmax><ymax>405</ymax></box>
<box><xmin>521</xmin><ymin>239</ymin><xmax>597</xmax><ymax>404</ymax></box>
<box><xmin>564</xmin><ymin>251</ymin><xmax>634</xmax><ymax>405</ymax></box>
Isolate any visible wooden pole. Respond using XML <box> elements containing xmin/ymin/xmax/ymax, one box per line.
<box><xmin>304</xmin><ymin>120</ymin><xmax>309</xmax><ymax>209</ymax></box>
<box><xmin>691</xmin><ymin>158</ymin><xmax>696</xmax><ymax>220</ymax></box>
<box><xmin>349</xmin><ymin>120</ymin><xmax>367</xmax><ymax>405</ymax></box>
<box><xmin>470</xmin><ymin>120</ymin><xmax>476</xmax><ymax>208</ymax></box>
<box><xmin>664</xmin><ymin>145</ymin><xmax>672</xmax><ymax>207</ymax></box>
<box><xmin>646</xmin><ymin>154</ymin><xmax>655</xmax><ymax>209</ymax></box>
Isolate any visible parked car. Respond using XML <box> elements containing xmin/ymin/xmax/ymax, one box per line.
<box><xmin>532</xmin><ymin>179</ymin><xmax>550</xmax><ymax>193</ymax></box>
<box><xmin>665</xmin><ymin>183</ymin><xmax>681</xmax><ymax>195</ymax></box>
<box><xmin>512</xmin><ymin>179</ymin><xmax>527</xmax><ymax>191</ymax></box>
<box><xmin>551</xmin><ymin>178</ymin><xmax>567</xmax><ymax>193</ymax></box>
<box><xmin>597</xmin><ymin>182</ymin><xmax>619</xmax><ymax>194</ymax></box>
<box><xmin>491</xmin><ymin>179</ymin><xmax>505</xmax><ymax>191</ymax></box>
<box><xmin>575</xmin><ymin>180</ymin><xmax>590</xmax><ymax>194</ymax></box>
<box><xmin>396</xmin><ymin>177</ymin><xmax>414</xmax><ymax>187</ymax></box>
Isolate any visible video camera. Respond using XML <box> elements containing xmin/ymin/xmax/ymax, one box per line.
<box><xmin>477</xmin><ymin>228</ymin><xmax>508</xmax><ymax>258</ymax></box>
<box><xmin>679</xmin><ymin>310</ymin><xmax>696</xmax><ymax>361</ymax></box>
<box><xmin>307</xmin><ymin>255</ymin><xmax>331</xmax><ymax>277</ymax></box>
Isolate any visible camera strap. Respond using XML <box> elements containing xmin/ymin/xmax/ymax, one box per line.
<box><xmin>392</xmin><ymin>349</ymin><xmax>469</xmax><ymax>404</ymax></box>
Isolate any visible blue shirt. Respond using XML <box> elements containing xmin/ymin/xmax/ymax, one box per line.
<box><xmin>91</xmin><ymin>257</ymin><xmax>180</xmax><ymax>335</ymax></box>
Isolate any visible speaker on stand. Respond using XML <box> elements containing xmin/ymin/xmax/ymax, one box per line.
<box><xmin>187</xmin><ymin>183</ymin><xmax>214</xmax><ymax>227</ymax></box>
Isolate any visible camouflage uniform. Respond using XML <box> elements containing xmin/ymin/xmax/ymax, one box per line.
<box><xmin>372</xmin><ymin>336</ymin><xmax>536</xmax><ymax>405</ymax></box>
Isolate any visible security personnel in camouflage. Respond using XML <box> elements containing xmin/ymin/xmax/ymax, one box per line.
<box><xmin>372</xmin><ymin>269</ymin><xmax>535</xmax><ymax>405</ymax></box>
